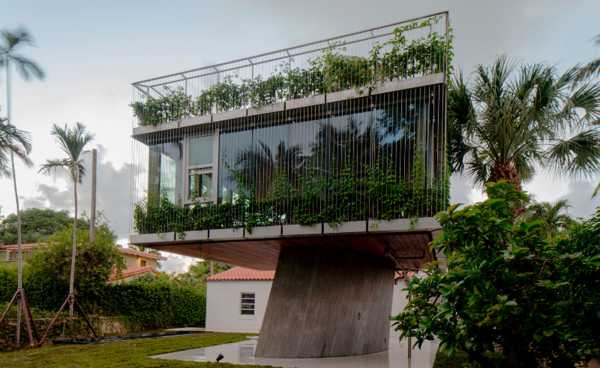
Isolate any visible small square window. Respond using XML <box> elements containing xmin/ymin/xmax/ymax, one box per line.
<box><xmin>140</xmin><ymin>259</ymin><xmax>147</xmax><ymax>267</ymax></box>
<box><xmin>241</xmin><ymin>292</ymin><xmax>255</xmax><ymax>315</ymax></box>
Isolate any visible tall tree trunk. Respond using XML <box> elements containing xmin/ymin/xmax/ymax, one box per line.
<box><xmin>503</xmin><ymin>341</ymin><xmax>537</xmax><ymax>368</ymax></box>
<box><xmin>89</xmin><ymin>149</ymin><xmax>97</xmax><ymax>242</ymax></box>
<box><xmin>10</xmin><ymin>152</ymin><xmax>23</xmax><ymax>344</ymax></box>
<box><xmin>6</xmin><ymin>56</ymin><xmax>22</xmax><ymax>345</ymax></box>
<box><xmin>488</xmin><ymin>162</ymin><xmax>522</xmax><ymax>191</ymax></box>
<box><xmin>69</xmin><ymin>170</ymin><xmax>78</xmax><ymax>317</ymax></box>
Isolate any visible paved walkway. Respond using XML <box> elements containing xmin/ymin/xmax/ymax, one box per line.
<box><xmin>153</xmin><ymin>329</ymin><xmax>439</xmax><ymax>367</ymax></box>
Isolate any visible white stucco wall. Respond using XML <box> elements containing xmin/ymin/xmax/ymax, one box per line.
<box><xmin>391</xmin><ymin>279</ymin><xmax>409</xmax><ymax>316</ymax></box>
<box><xmin>206</xmin><ymin>278</ymin><xmax>408</xmax><ymax>334</ymax></box>
<box><xmin>206</xmin><ymin>280</ymin><xmax>272</xmax><ymax>333</ymax></box>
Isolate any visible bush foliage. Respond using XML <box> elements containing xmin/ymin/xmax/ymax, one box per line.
<box><xmin>134</xmin><ymin>157</ymin><xmax>448</xmax><ymax>234</ymax></box>
<box><xmin>0</xmin><ymin>227</ymin><xmax>206</xmax><ymax>330</ymax></box>
<box><xmin>393</xmin><ymin>182</ymin><xmax>600</xmax><ymax>367</ymax></box>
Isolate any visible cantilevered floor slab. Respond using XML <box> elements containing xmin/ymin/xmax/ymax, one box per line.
<box><xmin>129</xmin><ymin>217</ymin><xmax>441</xmax><ymax>270</ymax></box>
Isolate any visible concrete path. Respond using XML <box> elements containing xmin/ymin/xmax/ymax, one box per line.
<box><xmin>153</xmin><ymin>329</ymin><xmax>439</xmax><ymax>367</ymax></box>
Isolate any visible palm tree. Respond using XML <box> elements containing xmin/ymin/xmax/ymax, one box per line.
<box><xmin>40</xmin><ymin>123</ymin><xmax>93</xmax><ymax>317</ymax></box>
<box><xmin>0</xmin><ymin>27</ymin><xmax>44</xmax><ymax>346</ymax></box>
<box><xmin>449</xmin><ymin>56</ymin><xmax>600</xmax><ymax>191</ymax></box>
<box><xmin>523</xmin><ymin>199</ymin><xmax>574</xmax><ymax>239</ymax></box>
<box><xmin>576</xmin><ymin>34</ymin><xmax>600</xmax><ymax>83</ymax></box>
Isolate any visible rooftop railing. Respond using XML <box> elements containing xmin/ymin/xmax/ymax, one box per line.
<box><xmin>130</xmin><ymin>12</ymin><xmax>450</xmax><ymax>128</ymax></box>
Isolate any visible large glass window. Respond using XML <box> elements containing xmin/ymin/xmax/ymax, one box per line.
<box><xmin>148</xmin><ymin>141</ymin><xmax>183</xmax><ymax>204</ymax></box>
<box><xmin>187</xmin><ymin>135</ymin><xmax>214</xmax><ymax>202</ymax></box>
<box><xmin>188</xmin><ymin>135</ymin><xmax>213</xmax><ymax>166</ymax></box>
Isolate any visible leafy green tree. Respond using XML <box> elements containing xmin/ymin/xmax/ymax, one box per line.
<box><xmin>39</xmin><ymin>123</ymin><xmax>94</xmax><ymax>316</ymax></box>
<box><xmin>393</xmin><ymin>182</ymin><xmax>600</xmax><ymax>367</ymax></box>
<box><xmin>449</xmin><ymin>57</ymin><xmax>600</xmax><ymax>191</ymax></box>
<box><xmin>27</xmin><ymin>225</ymin><xmax>124</xmax><ymax>310</ymax></box>
<box><xmin>176</xmin><ymin>261</ymin><xmax>231</xmax><ymax>288</ymax></box>
<box><xmin>521</xmin><ymin>199</ymin><xmax>574</xmax><ymax>240</ymax></box>
<box><xmin>0</xmin><ymin>208</ymin><xmax>88</xmax><ymax>244</ymax></box>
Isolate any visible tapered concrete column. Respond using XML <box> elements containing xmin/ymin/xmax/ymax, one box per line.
<box><xmin>255</xmin><ymin>245</ymin><xmax>395</xmax><ymax>358</ymax></box>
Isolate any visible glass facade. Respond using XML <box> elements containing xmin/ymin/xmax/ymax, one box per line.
<box><xmin>134</xmin><ymin>84</ymin><xmax>446</xmax><ymax>234</ymax></box>
<box><xmin>217</xmin><ymin>86</ymin><xmax>444</xmax><ymax>216</ymax></box>
<box><xmin>148</xmin><ymin>141</ymin><xmax>183</xmax><ymax>204</ymax></box>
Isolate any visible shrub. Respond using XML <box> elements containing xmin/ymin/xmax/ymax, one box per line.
<box><xmin>393</xmin><ymin>182</ymin><xmax>600</xmax><ymax>367</ymax></box>
<box><xmin>92</xmin><ymin>277</ymin><xmax>205</xmax><ymax>329</ymax></box>
<box><xmin>0</xmin><ymin>263</ymin><xmax>17</xmax><ymax>302</ymax></box>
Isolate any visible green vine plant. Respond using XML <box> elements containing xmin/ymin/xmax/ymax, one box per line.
<box><xmin>131</xmin><ymin>17</ymin><xmax>451</xmax><ymax>126</ymax></box>
<box><xmin>134</xmin><ymin>150</ymin><xmax>449</xmax><ymax>235</ymax></box>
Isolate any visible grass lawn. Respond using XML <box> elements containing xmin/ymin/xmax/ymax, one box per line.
<box><xmin>0</xmin><ymin>332</ymin><xmax>276</xmax><ymax>368</ymax></box>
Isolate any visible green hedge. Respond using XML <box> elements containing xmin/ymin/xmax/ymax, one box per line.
<box><xmin>0</xmin><ymin>264</ymin><xmax>17</xmax><ymax>302</ymax></box>
<box><xmin>92</xmin><ymin>282</ymin><xmax>205</xmax><ymax>329</ymax></box>
<box><xmin>0</xmin><ymin>264</ymin><xmax>205</xmax><ymax>330</ymax></box>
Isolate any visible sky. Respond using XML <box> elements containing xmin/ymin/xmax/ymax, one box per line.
<box><xmin>1</xmin><ymin>0</ymin><xmax>599</xmax><ymax>272</ymax></box>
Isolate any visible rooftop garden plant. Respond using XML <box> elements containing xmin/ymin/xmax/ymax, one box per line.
<box><xmin>131</xmin><ymin>16</ymin><xmax>451</xmax><ymax>126</ymax></box>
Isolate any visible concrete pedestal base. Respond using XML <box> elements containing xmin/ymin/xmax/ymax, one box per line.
<box><xmin>255</xmin><ymin>245</ymin><xmax>395</xmax><ymax>358</ymax></box>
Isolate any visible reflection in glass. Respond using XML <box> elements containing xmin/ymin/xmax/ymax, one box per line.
<box><xmin>189</xmin><ymin>169</ymin><xmax>212</xmax><ymax>201</ymax></box>
<box><xmin>148</xmin><ymin>141</ymin><xmax>183</xmax><ymax>204</ymax></box>
<box><xmin>188</xmin><ymin>135</ymin><xmax>213</xmax><ymax>167</ymax></box>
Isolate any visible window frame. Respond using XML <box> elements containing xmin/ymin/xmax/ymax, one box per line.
<box><xmin>240</xmin><ymin>292</ymin><xmax>256</xmax><ymax>316</ymax></box>
<box><xmin>183</xmin><ymin>130</ymin><xmax>219</xmax><ymax>204</ymax></box>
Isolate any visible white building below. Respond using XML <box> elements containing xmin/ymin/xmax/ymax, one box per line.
<box><xmin>206</xmin><ymin>267</ymin><xmax>410</xmax><ymax>334</ymax></box>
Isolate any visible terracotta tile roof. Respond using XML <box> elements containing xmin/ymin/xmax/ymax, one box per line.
<box><xmin>395</xmin><ymin>271</ymin><xmax>416</xmax><ymax>280</ymax></box>
<box><xmin>0</xmin><ymin>243</ymin><xmax>38</xmax><ymax>251</ymax></box>
<box><xmin>110</xmin><ymin>266</ymin><xmax>156</xmax><ymax>281</ymax></box>
<box><xmin>207</xmin><ymin>267</ymin><xmax>275</xmax><ymax>281</ymax></box>
<box><xmin>0</xmin><ymin>244</ymin><xmax>164</xmax><ymax>262</ymax></box>
<box><xmin>119</xmin><ymin>247</ymin><xmax>165</xmax><ymax>260</ymax></box>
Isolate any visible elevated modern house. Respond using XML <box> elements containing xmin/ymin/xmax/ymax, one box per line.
<box><xmin>129</xmin><ymin>12</ymin><xmax>449</xmax><ymax>358</ymax></box>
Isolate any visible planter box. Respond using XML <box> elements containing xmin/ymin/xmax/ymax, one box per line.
<box><xmin>212</xmin><ymin>108</ymin><xmax>247</xmax><ymax>122</ymax></box>
<box><xmin>129</xmin><ymin>232</ymin><xmax>175</xmax><ymax>245</ymax></box>
<box><xmin>180</xmin><ymin>230</ymin><xmax>209</xmax><ymax>242</ymax></box>
<box><xmin>371</xmin><ymin>73</ymin><xmax>445</xmax><ymax>96</ymax></box>
<box><xmin>245</xmin><ymin>225</ymin><xmax>282</xmax><ymax>239</ymax></box>
<box><xmin>326</xmin><ymin>87</ymin><xmax>369</xmax><ymax>103</ymax></box>
<box><xmin>209</xmin><ymin>227</ymin><xmax>244</xmax><ymax>240</ymax></box>
<box><xmin>285</xmin><ymin>94</ymin><xmax>325</xmax><ymax>110</ymax></box>
<box><xmin>282</xmin><ymin>223</ymin><xmax>322</xmax><ymax>237</ymax></box>
<box><xmin>368</xmin><ymin>217</ymin><xmax>440</xmax><ymax>233</ymax></box>
<box><xmin>132</xmin><ymin>120</ymin><xmax>179</xmax><ymax>137</ymax></box>
<box><xmin>180</xmin><ymin>114</ymin><xmax>212</xmax><ymax>128</ymax></box>
<box><xmin>247</xmin><ymin>102</ymin><xmax>285</xmax><ymax>117</ymax></box>
<box><xmin>323</xmin><ymin>220</ymin><xmax>367</xmax><ymax>234</ymax></box>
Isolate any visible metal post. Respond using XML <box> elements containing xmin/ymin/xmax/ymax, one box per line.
<box><xmin>90</xmin><ymin>149</ymin><xmax>97</xmax><ymax>242</ymax></box>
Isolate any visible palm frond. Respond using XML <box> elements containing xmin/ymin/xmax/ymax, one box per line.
<box><xmin>0</xmin><ymin>120</ymin><xmax>33</xmax><ymax>176</ymax></box>
<box><xmin>1</xmin><ymin>28</ymin><xmax>34</xmax><ymax>51</ymax></box>
<box><xmin>593</xmin><ymin>181</ymin><xmax>600</xmax><ymax>198</ymax></box>
<box><xmin>559</xmin><ymin>83</ymin><xmax>600</xmax><ymax>125</ymax></box>
<box><xmin>39</xmin><ymin>158</ymin><xmax>72</xmax><ymax>176</ymax></box>
<box><xmin>448</xmin><ymin>71</ymin><xmax>477</xmax><ymax>172</ymax></box>
<box><xmin>10</xmin><ymin>54</ymin><xmax>45</xmax><ymax>80</ymax></box>
<box><xmin>50</xmin><ymin>123</ymin><xmax>94</xmax><ymax>163</ymax></box>
<box><xmin>547</xmin><ymin>129</ymin><xmax>600</xmax><ymax>178</ymax></box>
<box><xmin>466</xmin><ymin>150</ymin><xmax>491</xmax><ymax>186</ymax></box>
